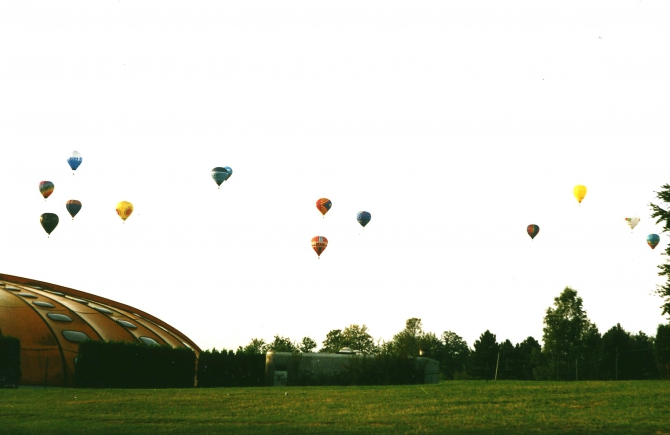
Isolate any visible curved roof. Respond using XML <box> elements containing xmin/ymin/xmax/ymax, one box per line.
<box><xmin>0</xmin><ymin>273</ymin><xmax>200</xmax><ymax>387</ymax></box>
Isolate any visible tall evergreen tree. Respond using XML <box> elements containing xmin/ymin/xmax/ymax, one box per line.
<box><xmin>629</xmin><ymin>331</ymin><xmax>657</xmax><ymax>380</ymax></box>
<box><xmin>515</xmin><ymin>337</ymin><xmax>541</xmax><ymax>380</ymax></box>
<box><xmin>649</xmin><ymin>184</ymin><xmax>670</xmax><ymax>316</ymax></box>
<box><xmin>600</xmin><ymin>324</ymin><xmax>632</xmax><ymax>380</ymax></box>
<box><xmin>469</xmin><ymin>330</ymin><xmax>499</xmax><ymax>380</ymax></box>
<box><xmin>497</xmin><ymin>339</ymin><xmax>516</xmax><ymax>380</ymax></box>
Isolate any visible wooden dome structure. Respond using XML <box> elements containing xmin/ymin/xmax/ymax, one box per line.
<box><xmin>0</xmin><ymin>273</ymin><xmax>200</xmax><ymax>387</ymax></box>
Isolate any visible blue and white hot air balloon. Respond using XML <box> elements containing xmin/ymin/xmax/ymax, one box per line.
<box><xmin>67</xmin><ymin>151</ymin><xmax>82</xmax><ymax>174</ymax></box>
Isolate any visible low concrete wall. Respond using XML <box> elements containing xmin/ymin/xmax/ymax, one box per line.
<box><xmin>265</xmin><ymin>352</ymin><xmax>439</xmax><ymax>386</ymax></box>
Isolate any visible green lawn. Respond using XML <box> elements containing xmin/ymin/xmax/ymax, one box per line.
<box><xmin>1</xmin><ymin>381</ymin><xmax>669</xmax><ymax>434</ymax></box>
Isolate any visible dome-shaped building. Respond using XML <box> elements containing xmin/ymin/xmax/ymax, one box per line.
<box><xmin>0</xmin><ymin>273</ymin><xmax>200</xmax><ymax>387</ymax></box>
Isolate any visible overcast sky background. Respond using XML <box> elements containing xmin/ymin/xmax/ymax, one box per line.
<box><xmin>2</xmin><ymin>1</ymin><xmax>670</xmax><ymax>352</ymax></box>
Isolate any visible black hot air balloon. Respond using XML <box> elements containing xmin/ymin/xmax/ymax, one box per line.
<box><xmin>40</xmin><ymin>213</ymin><xmax>59</xmax><ymax>237</ymax></box>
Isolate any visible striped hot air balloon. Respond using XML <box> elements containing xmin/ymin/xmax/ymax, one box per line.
<box><xmin>39</xmin><ymin>181</ymin><xmax>54</xmax><ymax>200</ymax></box>
<box><xmin>527</xmin><ymin>224</ymin><xmax>540</xmax><ymax>240</ymax></box>
<box><xmin>311</xmin><ymin>236</ymin><xmax>328</xmax><ymax>258</ymax></box>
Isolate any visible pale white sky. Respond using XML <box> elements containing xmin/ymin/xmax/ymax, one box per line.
<box><xmin>1</xmin><ymin>1</ymin><xmax>669</xmax><ymax>352</ymax></box>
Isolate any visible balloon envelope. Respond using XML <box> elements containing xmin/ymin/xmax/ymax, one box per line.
<box><xmin>311</xmin><ymin>236</ymin><xmax>328</xmax><ymax>257</ymax></box>
<box><xmin>66</xmin><ymin>200</ymin><xmax>82</xmax><ymax>219</ymax></box>
<box><xmin>40</xmin><ymin>213</ymin><xmax>59</xmax><ymax>235</ymax></box>
<box><xmin>316</xmin><ymin>198</ymin><xmax>332</xmax><ymax>216</ymax></box>
<box><xmin>211</xmin><ymin>167</ymin><xmax>232</xmax><ymax>186</ymax></box>
<box><xmin>116</xmin><ymin>201</ymin><xmax>134</xmax><ymax>221</ymax></box>
<box><xmin>357</xmin><ymin>211</ymin><xmax>371</xmax><ymax>228</ymax></box>
<box><xmin>573</xmin><ymin>185</ymin><xmax>587</xmax><ymax>204</ymax></box>
<box><xmin>67</xmin><ymin>150</ymin><xmax>82</xmax><ymax>172</ymax></box>
<box><xmin>527</xmin><ymin>224</ymin><xmax>540</xmax><ymax>240</ymax></box>
<box><xmin>39</xmin><ymin>181</ymin><xmax>54</xmax><ymax>199</ymax></box>
<box><xmin>648</xmin><ymin>234</ymin><xmax>660</xmax><ymax>249</ymax></box>
<box><xmin>625</xmin><ymin>217</ymin><xmax>640</xmax><ymax>230</ymax></box>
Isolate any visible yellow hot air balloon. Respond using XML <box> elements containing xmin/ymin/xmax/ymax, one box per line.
<box><xmin>573</xmin><ymin>185</ymin><xmax>587</xmax><ymax>204</ymax></box>
<box><xmin>116</xmin><ymin>201</ymin><xmax>134</xmax><ymax>222</ymax></box>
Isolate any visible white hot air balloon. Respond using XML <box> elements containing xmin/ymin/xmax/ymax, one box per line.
<box><xmin>625</xmin><ymin>217</ymin><xmax>640</xmax><ymax>231</ymax></box>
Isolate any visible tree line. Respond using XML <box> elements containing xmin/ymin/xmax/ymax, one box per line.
<box><xmin>206</xmin><ymin>183</ymin><xmax>670</xmax><ymax>381</ymax></box>
<box><xmin>215</xmin><ymin>287</ymin><xmax>670</xmax><ymax>381</ymax></box>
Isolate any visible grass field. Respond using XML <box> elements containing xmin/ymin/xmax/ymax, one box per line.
<box><xmin>2</xmin><ymin>381</ymin><xmax>670</xmax><ymax>434</ymax></box>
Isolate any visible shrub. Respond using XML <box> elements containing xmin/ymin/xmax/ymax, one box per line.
<box><xmin>0</xmin><ymin>335</ymin><xmax>21</xmax><ymax>387</ymax></box>
<box><xmin>197</xmin><ymin>349</ymin><xmax>266</xmax><ymax>387</ymax></box>
<box><xmin>74</xmin><ymin>340</ymin><xmax>196</xmax><ymax>388</ymax></box>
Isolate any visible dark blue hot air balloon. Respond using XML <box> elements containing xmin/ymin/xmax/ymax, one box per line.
<box><xmin>357</xmin><ymin>211</ymin><xmax>371</xmax><ymax>228</ymax></box>
<box><xmin>66</xmin><ymin>200</ymin><xmax>82</xmax><ymax>219</ymax></box>
<box><xmin>211</xmin><ymin>166</ymin><xmax>233</xmax><ymax>188</ymax></box>
<box><xmin>648</xmin><ymin>234</ymin><xmax>660</xmax><ymax>250</ymax></box>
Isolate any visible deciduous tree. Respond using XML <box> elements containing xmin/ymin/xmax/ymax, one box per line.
<box><xmin>298</xmin><ymin>337</ymin><xmax>317</xmax><ymax>353</ymax></box>
<box><xmin>440</xmin><ymin>331</ymin><xmax>470</xmax><ymax>380</ymax></box>
<box><xmin>266</xmin><ymin>335</ymin><xmax>298</xmax><ymax>353</ymax></box>
<box><xmin>542</xmin><ymin>287</ymin><xmax>598</xmax><ymax>380</ymax></box>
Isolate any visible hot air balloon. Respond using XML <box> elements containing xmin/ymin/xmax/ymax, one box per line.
<box><xmin>66</xmin><ymin>200</ymin><xmax>82</xmax><ymax>219</ymax></box>
<box><xmin>647</xmin><ymin>234</ymin><xmax>660</xmax><ymax>250</ymax></box>
<box><xmin>625</xmin><ymin>217</ymin><xmax>640</xmax><ymax>231</ymax></box>
<box><xmin>573</xmin><ymin>185</ymin><xmax>587</xmax><ymax>204</ymax></box>
<box><xmin>116</xmin><ymin>201</ymin><xmax>134</xmax><ymax>222</ymax></box>
<box><xmin>527</xmin><ymin>224</ymin><xmax>540</xmax><ymax>240</ymax></box>
<box><xmin>316</xmin><ymin>198</ymin><xmax>332</xmax><ymax>217</ymax></box>
<box><xmin>67</xmin><ymin>151</ymin><xmax>82</xmax><ymax>174</ymax></box>
<box><xmin>40</xmin><ymin>213</ymin><xmax>59</xmax><ymax>237</ymax></box>
<box><xmin>211</xmin><ymin>167</ymin><xmax>233</xmax><ymax>188</ymax></box>
<box><xmin>311</xmin><ymin>236</ymin><xmax>328</xmax><ymax>258</ymax></box>
<box><xmin>357</xmin><ymin>211</ymin><xmax>371</xmax><ymax>228</ymax></box>
<box><xmin>39</xmin><ymin>181</ymin><xmax>54</xmax><ymax>200</ymax></box>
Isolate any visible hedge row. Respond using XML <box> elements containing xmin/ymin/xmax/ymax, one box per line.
<box><xmin>74</xmin><ymin>340</ymin><xmax>196</xmax><ymax>388</ymax></box>
<box><xmin>0</xmin><ymin>335</ymin><xmax>21</xmax><ymax>387</ymax></box>
<box><xmin>197</xmin><ymin>350</ymin><xmax>266</xmax><ymax>387</ymax></box>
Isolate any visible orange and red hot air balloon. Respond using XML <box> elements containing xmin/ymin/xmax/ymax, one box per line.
<box><xmin>311</xmin><ymin>236</ymin><xmax>328</xmax><ymax>259</ymax></box>
<box><xmin>316</xmin><ymin>198</ymin><xmax>332</xmax><ymax>217</ymax></box>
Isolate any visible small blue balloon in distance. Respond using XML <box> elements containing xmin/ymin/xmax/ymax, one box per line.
<box><xmin>67</xmin><ymin>151</ymin><xmax>82</xmax><ymax>173</ymax></box>
<box><xmin>647</xmin><ymin>234</ymin><xmax>660</xmax><ymax>250</ymax></box>
<box><xmin>211</xmin><ymin>167</ymin><xmax>232</xmax><ymax>187</ymax></box>
<box><xmin>357</xmin><ymin>211</ymin><xmax>371</xmax><ymax>228</ymax></box>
